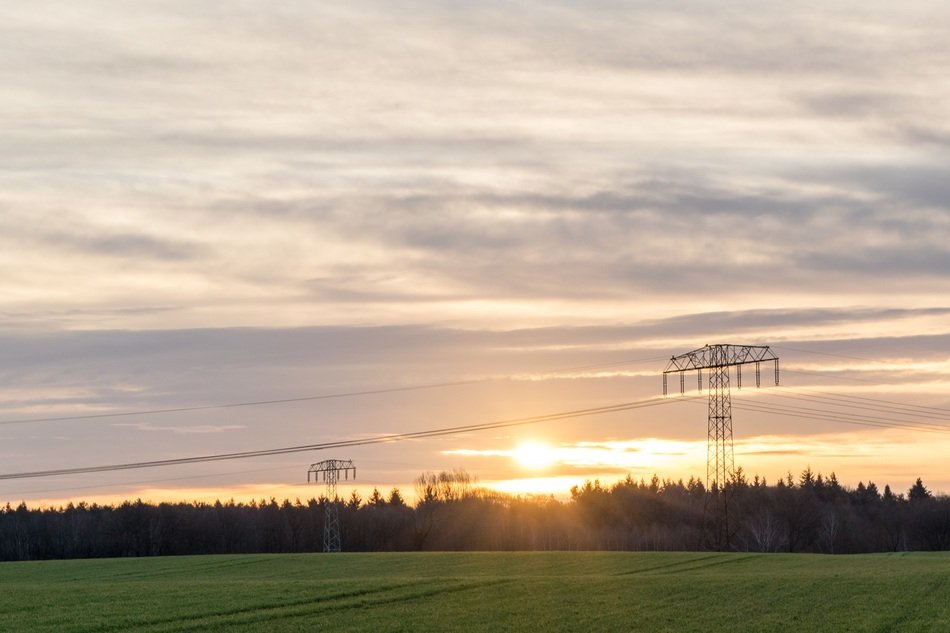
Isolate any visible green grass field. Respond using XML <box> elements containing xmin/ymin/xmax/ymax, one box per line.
<box><xmin>1</xmin><ymin>551</ymin><xmax>948</xmax><ymax>632</ymax></box>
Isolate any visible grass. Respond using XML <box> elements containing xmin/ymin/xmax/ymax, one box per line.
<box><xmin>1</xmin><ymin>551</ymin><xmax>948</xmax><ymax>632</ymax></box>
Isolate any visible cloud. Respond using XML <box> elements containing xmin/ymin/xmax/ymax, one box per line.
<box><xmin>2</xmin><ymin>1</ymin><xmax>950</xmax><ymax>502</ymax></box>
<box><xmin>1</xmin><ymin>308</ymin><xmax>948</xmax><ymax>403</ymax></box>
<box><xmin>898</xmin><ymin>125</ymin><xmax>950</xmax><ymax>151</ymax></box>
<box><xmin>37</xmin><ymin>229</ymin><xmax>201</xmax><ymax>262</ymax></box>
<box><xmin>795</xmin><ymin>90</ymin><xmax>910</xmax><ymax>119</ymax></box>
<box><xmin>1</xmin><ymin>0</ymin><xmax>949</xmax><ymax>329</ymax></box>
<box><xmin>816</xmin><ymin>165</ymin><xmax>950</xmax><ymax>210</ymax></box>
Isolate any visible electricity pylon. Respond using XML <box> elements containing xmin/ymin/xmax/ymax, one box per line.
<box><xmin>308</xmin><ymin>459</ymin><xmax>356</xmax><ymax>552</ymax></box>
<box><xmin>663</xmin><ymin>344</ymin><xmax>779</xmax><ymax>550</ymax></box>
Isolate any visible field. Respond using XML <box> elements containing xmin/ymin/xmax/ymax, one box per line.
<box><xmin>1</xmin><ymin>551</ymin><xmax>948</xmax><ymax>632</ymax></box>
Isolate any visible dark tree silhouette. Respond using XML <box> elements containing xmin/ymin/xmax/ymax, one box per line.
<box><xmin>2</xmin><ymin>470</ymin><xmax>949</xmax><ymax>560</ymax></box>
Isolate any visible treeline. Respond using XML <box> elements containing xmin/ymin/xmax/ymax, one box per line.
<box><xmin>1</xmin><ymin>468</ymin><xmax>948</xmax><ymax>560</ymax></box>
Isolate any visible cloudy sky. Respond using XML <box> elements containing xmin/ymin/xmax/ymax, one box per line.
<box><xmin>2</xmin><ymin>0</ymin><xmax>950</xmax><ymax>506</ymax></box>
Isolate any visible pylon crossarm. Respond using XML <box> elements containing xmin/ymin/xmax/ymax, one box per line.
<box><xmin>308</xmin><ymin>459</ymin><xmax>356</xmax><ymax>475</ymax></box>
<box><xmin>307</xmin><ymin>459</ymin><xmax>356</xmax><ymax>483</ymax></box>
<box><xmin>663</xmin><ymin>344</ymin><xmax>779</xmax><ymax>395</ymax></box>
<box><xmin>663</xmin><ymin>344</ymin><xmax>777</xmax><ymax>372</ymax></box>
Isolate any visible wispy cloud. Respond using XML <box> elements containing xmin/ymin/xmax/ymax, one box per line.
<box><xmin>2</xmin><ymin>1</ymin><xmax>950</xmax><ymax>503</ymax></box>
<box><xmin>1</xmin><ymin>1</ymin><xmax>949</xmax><ymax>328</ymax></box>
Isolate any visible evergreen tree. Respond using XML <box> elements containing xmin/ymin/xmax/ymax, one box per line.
<box><xmin>908</xmin><ymin>478</ymin><xmax>932</xmax><ymax>504</ymax></box>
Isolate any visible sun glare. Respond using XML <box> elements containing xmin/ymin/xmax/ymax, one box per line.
<box><xmin>512</xmin><ymin>441</ymin><xmax>557</xmax><ymax>469</ymax></box>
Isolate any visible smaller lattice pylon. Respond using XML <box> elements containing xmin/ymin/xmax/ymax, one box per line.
<box><xmin>308</xmin><ymin>459</ymin><xmax>356</xmax><ymax>552</ymax></box>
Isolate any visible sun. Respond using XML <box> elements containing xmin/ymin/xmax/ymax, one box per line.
<box><xmin>512</xmin><ymin>441</ymin><xmax>558</xmax><ymax>469</ymax></box>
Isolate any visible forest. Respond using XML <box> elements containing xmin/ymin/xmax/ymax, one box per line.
<box><xmin>2</xmin><ymin>468</ymin><xmax>948</xmax><ymax>560</ymax></box>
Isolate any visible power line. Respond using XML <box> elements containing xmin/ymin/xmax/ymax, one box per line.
<box><xmin>770</xmin><ymin>344</ymin><xmax>880</xmax><ymax>363</ymax></box>
<box><xmin>553</xmin><ymin>355</ymin><xmax>671</xmax><ymax>372</ymax></box>
<box><xmin>766</xmin><ymin>391</ymin><xmax>950</xmax><ymax>426</ymax></box>
<box><xmin>764</xmin><ymin>399</ymin><xmax>949</xmax><ymax>433</ymax></box>
<box><xmin>0</xmin><ymin>355</ymin><xmax>667</xmax><ymax>427</ymax></box>
<box><xmin>672</xmin><ymin>383</ymin><xmax>950</xmax><ymax>434</ymax></box>
<box><xmin>781</xmin><ymin>367</ymin><xmax>898</xmax><ymax>385</ymax></box>
<box><xmin>774</xmin><ymin>343</ymin><xmax>927</xmax><ymax>385</ymax></box>
<box><xmin>726</xmin><ymin>399</ymin><xmax>950</xmax><ymax>435</ymax></box>
<box><xmin>0</xmin><ymin>465</ymin><xmax>299</xmax><ymax>498</ymax></box>
<box><xmin>1</xmin><ymin>459</ymin><xmax>418</xmax><ymax>499</ymax></box>
<box><xmin>0</xmin><ymin>395</ymin><xmax>686</xmax><ymax>481</ymax></box>
<box><xmin>788</xmin><ymin>387</ymin><xmax>950</xmax><ymax>417</ymax></box>
<box><xmin>0</xmin><ymin>380</ymin><xmax>485</xmax><ymax>427</ymax></box>
<box><xmin>5</xmin><ymin>345</ymin><xmax>946</xmax><ymax>491</ymax></box>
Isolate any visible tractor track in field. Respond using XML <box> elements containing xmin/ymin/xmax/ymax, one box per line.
<box><xmin>93</xmin><ymin>556</ymin><xmax>276</xmax><ymax>581</ymax></box>
<box><xmin>872</xmin><ymin>570</ymin><xmax>950</xmax><ymax>633</ymax></box>
<box><xmin>615</xmin><ymin>553</ymin><xmax>758</xmax><ymax>576</ymax></box>
<box><xmin>71</xmin><ymin>581</ymin><xmax>422</xmax><ymax>633</ymax></box>
<box><xmin>84</xmin><ymin>577</ymin><xmax>516</xmax><ymax>633</ymax></box>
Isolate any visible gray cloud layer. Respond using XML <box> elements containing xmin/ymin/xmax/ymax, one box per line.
<box><xmin>2</xmin><ymin>1</ymin><xmax>950</xmax><ymax>500</ymax></box>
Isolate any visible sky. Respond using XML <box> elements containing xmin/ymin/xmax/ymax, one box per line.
<box><xmin>2</xmin><ymin>0</ymin><xmax>950</xmax><ymax>507</ymax></box>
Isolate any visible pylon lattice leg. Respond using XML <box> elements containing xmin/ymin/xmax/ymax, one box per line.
<box><xmin>324</xmin><ymin>470</ymin><xmax>341</xmax><ymax>553</ymax></box>
<box><xmin>704</xmin><ymin>348</ymin><xmax>734</xmax><ymax>550</ymax></box>
<box><xmin>324</xmin><ymin>503</ymin><xmax>341</xmax><ymax>553</ymax></box>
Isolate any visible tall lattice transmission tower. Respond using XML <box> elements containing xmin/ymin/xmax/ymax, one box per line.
<box><xmin>663</xmin><ymin>344</ymin><xmax>779</xmax><ymax>550</ymax></box>
<box><xmin>308</xmin><ymin>459</ymin><xmax>356</xmax><ymax>553</ymax></box>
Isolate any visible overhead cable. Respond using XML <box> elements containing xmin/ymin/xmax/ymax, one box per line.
<box><xmin>0</xmin><ymin>355</ymin><xmax>667</xmax><ymax>427</ymax></box>
<box><xmin>0</xmin><ymin>395</ymin><xmax>685</xmax><ymax>481</ymax></box>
